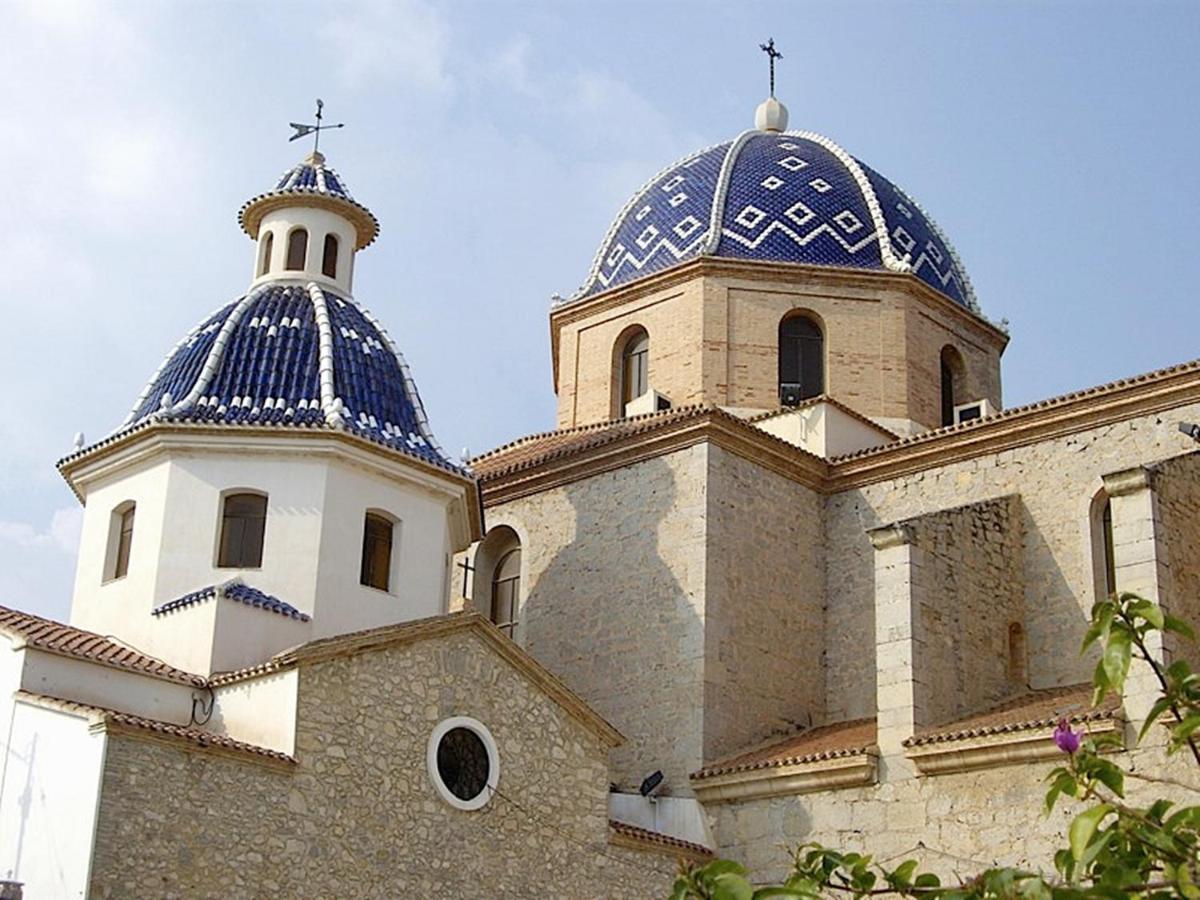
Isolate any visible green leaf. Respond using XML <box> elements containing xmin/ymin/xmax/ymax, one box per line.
<box><xmin>890</xmin><ymin>859</ymin><xmax>918</xmax><ymax>887</ymax></box>
<box><xmin>1069</xmin><ymin>803</ymin><xmax>1111</xmax><ymax>862</ymax></box>
<box><xmin>711</xmin><ymin>873</ymin><xmax>754</xmax><ymax>900</ymax></box>
<box><xmin>701</xmin><ymin>861</ymin><xmax>748</xmax><ymax>879</ymax></box>
<box><xmin>1138</xmin><ymin>696</ymin><xmax>1175</xmax><ymax>743</ymax></box>
<box><xmin>914</xmin><ymin>873</ymin><xmax>941</xmax><ymax>888</ymax></box>
<box><xmin>1164</xmin><ymin>614</ymin><xmax>1197</xmax><ymax>641</ymax></box>
<box><xmin>1102</xmin><ymin>630</ymin><xmax>1132</xmax><ymax>692</ymax></box>
<box><xmin>1088</xmin><ymin>758</ymin><xmax>1125</xmax><ymax>797</ymax></box>
<box><xmin>751</xmin><ymin>889</ymin><xmax>814</xmax><ymax>899</ymax></box>
<box><xmin>1170</xmin><ymin>714</ymin><xmax>1200</xmax><ymax>750</ymax></box>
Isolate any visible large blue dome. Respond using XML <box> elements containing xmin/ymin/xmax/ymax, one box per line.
<box><xmin>574</xmin><ymin>131</ymin><xmax>978</xmax><ymax>311</ymax></box>
<box><xmin>115</xmin><ymin>283</ymin><xmax>457</xmax><ymax>471</ymax></box>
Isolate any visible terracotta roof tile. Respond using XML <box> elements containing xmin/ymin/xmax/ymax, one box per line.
<box><xmin>608</xmin><ymin>819</ymin><xmax>712</xmax><ymax>858</ymax></box>
<box><xmin>904</xmin><ymin>684</ymin><xmax>1120</xmax><ymax>748</ymax></box>
<box><xmin>0</xmin><ymin>605</ymin><xmax>204</xmax><ymax>686</ymax></box>
<box><xmin>15</xmin><ymin>691</ymin><xmax>291</xmax><ymax>763</ymax></box>
<box><xmin>692</xmin><ymin>718</ymin><xmax>877</xmax><ymax>780</ymax></box>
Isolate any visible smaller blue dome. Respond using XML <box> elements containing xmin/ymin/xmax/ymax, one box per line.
<box><xmin>239</xmin><ymin>151</ymin><xmax>380</xmax><ymax>249</ymax></box>
<box><xmin>573</xmin><ymin>131</ymin><xmax>978</xmax><ymax>312</ymax></box>
<box><xmin>117</xmin><ymin>283</ymin><xmax>457</xmax><ymax>472</ymax></box>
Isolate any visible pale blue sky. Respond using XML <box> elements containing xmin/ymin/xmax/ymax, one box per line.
<box><xmin>2</xmin><ymin>0</ymin><xmax>1198</xmax><ymax>621</ymax></box>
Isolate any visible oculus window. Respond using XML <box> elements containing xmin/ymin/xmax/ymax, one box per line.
<box><xmin>218</xmin><ymin>492</ymin><xmax>267</xmax><ymax>568</ymax></box>
<box><xmin>427</xmin><ymin>717</ymin><xmax>499</xmax><ymax>811</ymax></box>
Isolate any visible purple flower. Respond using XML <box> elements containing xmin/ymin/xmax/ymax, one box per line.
<box><xmin>1054</xmin><ymin>718</ymin><xmax>1082</xmax><ymax>754</ymax></box>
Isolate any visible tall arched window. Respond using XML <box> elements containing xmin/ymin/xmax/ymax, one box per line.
<box><xmin>258</xmin><ymin>232</ymin><xmax>274</xmax><ymax>276</ymax></box>
<box><xmin>360</xmin><ymin>512</ymin><xmax>394</xmax><ymax>592</ymax></box>
<box><xmin>1007</xmin><ymin>622</ymin><xmax>1027</xmax><ymax>684</ymax></box>
<box><xmin>620</xmin><ymin>328</ymin><xmax>650</xmax><ymax>408</ymax></box>
<box><xmin>218</xmin><ymin>492</ymin><xmax>267</xmax><ymax>568</ymax></box>
<box><xmin>322</xmin><ymin>234</ymin><xmax>339</xmax><ymax>279</ymax></box>
<box><xmin>941</xmin><ymin>345</ymin><xmax>966</xmax><ymax>427</ymax></box>
<box><xmin>106</xmin><ymin>502</ymin><xmax>136</xmax><ymax>581</ymax></box>
<box><xmin>285</xmin><ymin>229</ymin><xmax>308</xmax><ymax>271</ymax></box>
<box><xmin>778</xmin><ymin>314</ymin><xmax>824</xmax><ymax>404</ymax></box>
<box><xmin>1090</xmin><ymin>491</ymin><xmax>1117</xmax><ymax>601</ymax></box>
<box><xmin>491</xmin><ymin>548</ymin><xmax>521</xmax><ymax>638</ymax></box>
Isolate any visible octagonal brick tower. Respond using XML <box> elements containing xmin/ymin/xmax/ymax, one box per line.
<box><xmin>58</xmin><ymin>151</ymin><xmax>481</xmax><ymax>677</ymax></box>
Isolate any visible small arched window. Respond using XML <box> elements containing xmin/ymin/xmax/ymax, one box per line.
<box><xmin>620</xmin><ymin>328</ymin><xmax>650</xmax><ymax>408</ymax></box>
<box><xmin>106</xmin><ymin>502</ymin><xmax>136</xmax><ymax>581</ymax></box>
<box><xmin>258</xmin><ymin>232</ymin><xmax>274</xmax><ymax>277</ymax></box>
<box><xmin>360</xmin><ymin>512</ymin><xmax>394</xmax><ymax>592</ymax></box>
<box><xmin>941</xmin><ymin>346</ymin><xmax>966</xmax><ymax>427</ymax></box>
<box><xmin>1007</xmin><ymin>622</ymin><xmax>1027</xmax><ymax>683</ymax></box>
<box><xmin>1090</xmin><ymin>491</ymin><xmax>1117</xmax><ymax>601</ymax></box>
<box><xmin>218</xmin><ymin>492</ymin><xmax>267</xmax><ymax>568</ymax></box>
<box><xmin>778</xmin><ymin>314</ymin><xmax>824</xmax><ymax>404</ymax></box>
<box><xmin>285</xmin><ymin>229</ymin><xmax>308</xmax><ymax>271</ymax></box>
<box><xmin>322</xmin><ymin>234</ymin><xmax>339</xmax><ymax>279</ymax></box>
<box><xmin>491</xmin><ymin>548</ymin><xmax>521</xmax><ymax>638</ymax></box>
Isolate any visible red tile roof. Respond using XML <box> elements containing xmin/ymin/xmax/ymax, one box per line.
<box><xmin>692</xmin><ymin>718</ymin><xmax>877</xmax><ymax>780</ymax></box>
<box><xmin>0</xmin><ymin>605</ymin><xmax>204</xmax><ymax>686</ymax></box>
<box><xmin>904</xmin><ymin>684</ymin><xmax>1121</xmax><ymax>747</ymax></box>
<box><xmin>15</xmin><ymin>691</ymin><xmax>292</xmax><ymax>763</ymax></box>
<box><xmin>608</xmin><ymin>819</ymin><xmax>712</xmax><ymax>859</ymax></box>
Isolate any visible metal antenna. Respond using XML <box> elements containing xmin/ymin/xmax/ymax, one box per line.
<box><xmin>759</xmin><ymin>38</ymin><xmax>783</xmax><ymax>98</ymax></box>
<box><xmin>288</xmin><ymin>99</ymin><xmax>345</xmax><ymax>155</ymax></box>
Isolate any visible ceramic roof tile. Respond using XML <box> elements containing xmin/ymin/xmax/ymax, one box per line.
<box><xmin>692</xmin><ymin>718</ymin><xmax>877</xmax><ymax>779</ymax></box>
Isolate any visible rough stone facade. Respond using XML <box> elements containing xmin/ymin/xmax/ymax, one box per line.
<box><xmin>1154</xmin><ymin>452</ymin><xmax>1200</xmax><ymax>669</ymax></box>
<box><xmin>87</xmin><ymin>629</ymin><xmax>675</xmax><ymax>899</ymax></box>
<box><xmin>551</xmin><ymin>262</ymin><xmax>1005</xmax><ymax>433</ymax></box>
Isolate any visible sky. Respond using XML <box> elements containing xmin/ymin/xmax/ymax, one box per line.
<box><xmin>1</xmin><ymin>0</ymin><xmax>1198</xmax><ymax>622</ymax></box>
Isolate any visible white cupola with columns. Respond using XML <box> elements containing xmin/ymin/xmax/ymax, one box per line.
<box><xmin>57</xmin><ymin>138</ymin><xmax>481</xmax><ymax>678</ymax></box>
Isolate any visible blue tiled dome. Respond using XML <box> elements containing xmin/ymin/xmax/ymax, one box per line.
<box><xmin>239</xmin><ymin>151</ymin><xmax>380</xmax><ymax>249</ymax></box>
<box><xmin>116</xmin><ymin>283</ymin><xmax>457</xmax><ymax>471</ymax></box>
<box><xmin>574</xmin><ymin>131</ymin><xmax>978</xmax><ymax>312</ymax></box>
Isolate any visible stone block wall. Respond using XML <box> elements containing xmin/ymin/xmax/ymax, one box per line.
<box><xmin>824</xmin><ymin>405</ymin><xmax>1200</xmax><ymax>724</ymax></box>
<box><xmin>1153</xmin><ymin>451</ymin><xmax>1200</xmax><ymax>668</ymax></box>
<box><xmin>87</xmin><ymin>629</ymin><xmax>675</xmax><ymax>898</ymax></box>
<box><xmin>492</xmin><ymin>447</ymin><xmax>711</xmax><ymax>791</ymax></box>
<box><xmin>703</xmin><ymin>445</ymin><xmax>826</xmax><ymax>761</ymax></box>
<box><xmin>906</xmin><ymin>496</ymin><xmax>1025</xmax><ymax>727</ymax></box>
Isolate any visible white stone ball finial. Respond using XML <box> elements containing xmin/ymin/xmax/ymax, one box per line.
<box><xmin>755</xmin><ymin>96</ymin><xmax>789</xmax><ymax>132</ymax></box>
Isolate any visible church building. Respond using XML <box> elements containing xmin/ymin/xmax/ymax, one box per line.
<box><xmin>1</xmin><ymin>78</ymin><xmax>1198</xmax><ymax>897</ymax></box>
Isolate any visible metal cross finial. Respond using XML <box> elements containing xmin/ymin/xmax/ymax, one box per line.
<box><xmin>288</xmin><ymin>99</ymin><xmax>345</xmax><ymax>155</ymax></box>
<box><xmin>759</xmin><ymin>38</ymin><xmax>783</xmax><ymax>97</ymax></box>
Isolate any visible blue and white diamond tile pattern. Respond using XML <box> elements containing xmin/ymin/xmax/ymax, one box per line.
<box><xmin>273</xmin><ymin>158</ymin><xmax>353</xmax><ymax>201</ymax></box>
<box><xmin>575</xmin><ymin>132</ymin><xmax>977</xmax><ymax>313</ymax></box>
<box><xmin>119</xmin><ymin>283</ymin><xmax>458</xmax><ymax>472</ymax></box>
<box><xmin>152</xmin><ymin>580</ymin><xmax>310</xmax><ymax>622</ymax></box>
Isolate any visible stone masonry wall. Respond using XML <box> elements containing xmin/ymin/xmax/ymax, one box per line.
<box><xmin>710</xmin><ymin>737</ymin><xmax>1200</xmax><ymax>884</ymax></box>
<box><xmin>1153</xmin><ymin>451</ymin><xmax>1200</xmax><ymax>668</ymax></box>
<box><xmin>489</xmin><ymin>446</ymin><xmax>711</xmax><ymax>792</ymax></box>
<box><xmin>908</xmin><ymin>496</ymin><xmax>1024</xmax><ymax>727</ymax></box>
<box><xmin>704</xmin><ymin>445</ymin><xmax>826</xmax><ymax>761</ymax></box>
<box><xmin>88</xmin><ymin>629</ymin><xmax>675</xmax><ymax>899</ymax></box>
<box><xmin>824</xmin><ymin>405</ymin><xmax>1200</xmax><ymax>724</ymax></box>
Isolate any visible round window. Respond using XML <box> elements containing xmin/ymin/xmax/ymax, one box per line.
<box><xmin>426</xmin><ymin>717</ymin><xmax>499</xmax><ymax>810</ymax></box>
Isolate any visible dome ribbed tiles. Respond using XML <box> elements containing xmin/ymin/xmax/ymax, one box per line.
<box><xmin>574</xmin><ymin>131</ymin><xmax>977</xmax><ymax>312</ymax></box>
<box><xmin>119</xmin><ymin>283</ymin><xmax>456</xmax><ymax>471</ymax></box>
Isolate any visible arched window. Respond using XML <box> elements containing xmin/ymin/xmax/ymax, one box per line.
<box><xmin>620</xmin><ymin>328</ymin><xmax>650</xmax><ymax>408</ymax></box>
<box><xmin>258</xmin><ymin>232</ymin><xmax>274</xmax><ymax>277</ymax></box>
<box><xmin>360</xmin><ymin>512</ymin><xmax>394</xmax><ymax>592</ymax></box>
<box><xmin>941</xmin><ymin>346</ymin><xmax>966</xmax><ymax>427</ymax></box>
<box><xmin>1007</xmin><ymin>622</ymin><xmax>1027</xmax><ymax>683</ymax></box>
<box><xmin>285</xmin><ymin>229</ymin><xmax>308</xmax><ymax>271</ymax></box>
<box><xmin>218</xmin><ymin>492</ymin><xmax>267</xmax><ymax>568</ymax></box>
<box><xmin>778</xmin><ymin>314</ymin><xmax>824</xmax><ymax>404</ymax></box>
<box><xmin>106</xmin><ymin>502</ymin><xmax>136</xmax><ymax>581</ymax></box>
<box><xmin>491</xmin><ymin>548</ymin><xmax>521</xmax><ymax>638</ymax></box>
<box><xmin>322</xmin><ymin>234</ymin><xmax>339</xmax><ymax>279</ymax></box>
<box><xmin>1090</xmin><ymin>491</ymin><xmax>1117</xmax><ymax>601</ymax></box>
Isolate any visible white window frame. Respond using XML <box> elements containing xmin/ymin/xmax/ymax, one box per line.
<box><xmin>426</xmin><ymin>716</ymin><xmax>500</xmax><ymax>811</ymax></box>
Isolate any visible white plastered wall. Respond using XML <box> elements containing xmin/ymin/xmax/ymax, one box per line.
<box><xmin>751</xmin><ymin>402</ymin><xmax>894</xmax><ymax>458</ymax></box>
<box><xmin>0</xmin><ymin>695</ymin><xmax>106</xmax><ymax>899</ymax></box>
<box><xmin>250</xmin><ymin>206</ymin><xmax>357</xmax><ymax>295</ymax></box>
<box><xmin>208</xmin><ymin>668</ymin><xmax>298</xmax><ymax>755</ymax></box>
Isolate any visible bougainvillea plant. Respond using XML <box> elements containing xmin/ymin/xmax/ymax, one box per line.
<box><xmin>670</xmin><ymin>592</ymin><xmax>1200</xmax><ymax>899</ymax></box>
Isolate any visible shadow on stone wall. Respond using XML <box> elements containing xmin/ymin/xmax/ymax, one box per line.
<box><xmin>520</xmin><ymin>454</ymin><xmax>706</xmax><ymax>795</ymax></box>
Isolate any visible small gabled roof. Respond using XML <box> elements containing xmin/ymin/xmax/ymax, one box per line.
<box><xmin>0</xmin><ymin>605</ymin><xmax>204</xmax><ymax>686</ymax></box>
<box><xmin>692</xmin><ymin>718</ymin><xmax>877</xmax><ymax>780</ymax></box>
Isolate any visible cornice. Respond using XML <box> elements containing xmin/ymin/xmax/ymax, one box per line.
<box><xmin>691</xmin><ymin>748</ymin><xmax>877</xmax><ymax>804</ymax></box>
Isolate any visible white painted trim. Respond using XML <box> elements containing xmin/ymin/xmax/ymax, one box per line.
<box><xmin>883</xmin><ymin>178</ymin><xmax>981</xmax><ymax>313</ymax></box>
<box><xmin>426</xmin><ymin>716</ymin><xmax>500</xmax><ymax>811</ymax></box>
<box><xmin>702</xmin><ymin>130</ymin><xmax>759</xmax><ymax>254</ymax></box>
<box><xmin>306</xmin><ymin>283</ymin><xmax>345</xmax><ymax>428</ymax></box>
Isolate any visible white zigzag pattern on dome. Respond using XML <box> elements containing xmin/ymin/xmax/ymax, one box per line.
<box><xmin>883</xmin><ymin>180</ymin><xmax>980</xmax><ymax>314</ymax></box>
<box><xmin>116</xmin><ymin>285</ymin><xmax>446</xmax><ymax>459</ymax></box>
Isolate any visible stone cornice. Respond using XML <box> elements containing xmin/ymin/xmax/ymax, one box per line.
<box><xmin>691</xmin><ymin>748</ymin><xmax>878</xmax><ymax>804</ymax></box>
<box><xmin>1101</xmin><ymin>466</ymin><xmax>1153</xmax><ymax>498</ymax></box>
<box><xmin>548</xmin><ymin>256</ymin><xmax>1009</xmax><ymax>391</ymax></box>
<box><xmin>905</xmin><ymin>716</ymin><xmax>1123</xmax><ymax>777</ymax></box>
<box><xmin>867</xmin><ymin>523</ymin><xmax>915</xmax><ymax>551</ymax></box>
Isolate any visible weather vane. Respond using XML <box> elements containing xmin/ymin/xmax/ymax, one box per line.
<box><xmin>289</xmin><ymin>99</ymin><xmax>344</xmax><ymax>155</ymax></box>
<box><xmin>759</xmin><ymin>38</ymin><xmax>783</xmax><ymax>98</ymax></box>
